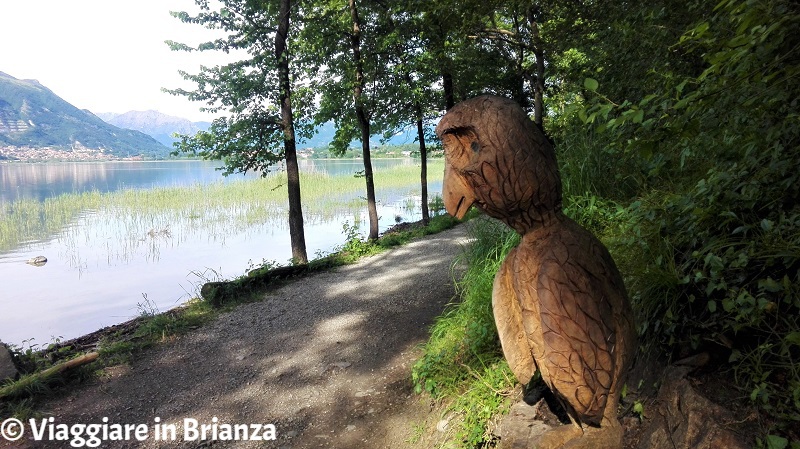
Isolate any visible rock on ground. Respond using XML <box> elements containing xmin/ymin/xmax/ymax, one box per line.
<box><xmin>496</xmin><ymin>402</ymin><xmax>553</xmax><ymax>449</ymax></box>
<box><xmin>635</xmin><ymin>366</ymin><xmax>749</xmax><ymax>449</ymax></box>
<box><xmin>0</xmin><ymin>342</ymin><xmax>18</xmax><ymax>382</ymax></box>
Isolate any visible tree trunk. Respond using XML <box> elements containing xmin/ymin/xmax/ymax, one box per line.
<box><xmin>528</xmin><ymin>7</ymin><xmax>546</xmax><ymax>128</ymax></box>
<box><xmin>349</xmin><ymin>0</ymin><xmax>379</xmax><ymax>240</ymax></box>
<box><xmin>442</xmin><ymin>71</ymin><xmax>455</xmax><ymax>110</ymax></box>
<box><xmin>276</xmin><ymin>0</ymin><xmax>308</xmax><ymax>263</ymax></box>
<box><xmin>512</xmin><ymin>15</ymin><xmax>529</xmax><ymax>110</ymax></box>
<box><xmin>415</xmin><ymin>102</ymin><xmax>430</xmax><ymax>224</ymax></box>
<box><xmin>430</xmin><ymin>24</ymin><xmax>455</xmax><ymax>111</ymax></box>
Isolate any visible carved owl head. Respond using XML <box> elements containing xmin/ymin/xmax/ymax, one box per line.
<box><xmin>436</xmin><ymin>95</ymin><xmax>562</xmax><ymax>232</ymax></box>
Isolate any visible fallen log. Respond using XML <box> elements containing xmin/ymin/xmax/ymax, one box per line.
<box><xmin>0</xmin><ymin>352</ymin><xmax>99</xmax><ymax>399</ymax></box>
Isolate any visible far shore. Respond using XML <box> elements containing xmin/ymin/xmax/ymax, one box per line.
<box><xmin>0</xmin><ymin>155</ymin><xmax>431</xmax><ymax>164</ymax></box>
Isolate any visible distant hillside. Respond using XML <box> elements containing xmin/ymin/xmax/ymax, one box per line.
<box><xmin>100</xmin><ymin>111</ymin><xmax>420</xmax><ymax>151</ymax></box>
<box><xmin>0</xmin><ymin>71</ymin><xmax>169</xmax><ymax>159</ymax></box>
<box><xmin>101</xmin><ymin>110</ymin><xmax>211</xmax><ymax>147</ymax></box>
<box><xmin>298</xmin><ymin>121</ymin><xmax>419</xmax><ymax>149</ymax></box>
<box><xmin>95</xmin><ymin>112</ymin><xmax>120</xmax><ymax>122</ymax></box>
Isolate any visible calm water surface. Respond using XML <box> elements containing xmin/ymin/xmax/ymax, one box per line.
<box><xmin>0</xmin><ymin>159</ymin><xmax>442</xmax><ymax>347</ymax></box>
<box><xmin>0</xmin><ymin>159</ymin><xmax>419</xmax><ymax>204</ymax></box>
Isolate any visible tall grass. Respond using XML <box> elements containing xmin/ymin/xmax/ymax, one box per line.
<box><xmin>555</xmin><ymin>125</ymin><xmax>638</xmax><ymax>203</ymax></box>
<box><xmin>412</xmin><ymin>216</ymin><xmax>519</xmax><ymax>447</ymax></box>
<box><xmin>0</xmin><ymin>160</ymin><xmax>444</xmax><ymax>253</ymax></box>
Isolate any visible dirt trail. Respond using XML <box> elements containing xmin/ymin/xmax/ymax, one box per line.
<box><xmin>7</xmin><ymin>225</ymin><xmax>471</xmax><ymax>449</ymax></box>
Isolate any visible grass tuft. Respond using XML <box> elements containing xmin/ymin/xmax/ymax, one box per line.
<box><xmin>412</xmin><ymin>216</ymin><xmax>519</xmax><ymax>447</ymax></box>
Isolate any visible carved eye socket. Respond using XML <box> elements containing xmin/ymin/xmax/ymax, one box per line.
<box><xmin>442</xmin><ymin>134</ymin><xmax>469</xmax><ymax>165</ymax></box>
<box><xmin>442</xmin><ymin>127</ymin><xmax>479</xmax><ymax>167</ymax></box>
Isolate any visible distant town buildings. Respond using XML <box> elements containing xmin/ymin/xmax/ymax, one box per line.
<box><xmin>0</xmin><ymin>145</ymin><xmax>143</xmax><ymax>162</ymax></box>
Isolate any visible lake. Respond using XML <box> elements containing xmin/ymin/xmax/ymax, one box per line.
<box><xmin>0</xmin><ymin>159</ymin><xmax>427</xmax><ymax>204</ymax></box>
<box><xmin>0</xmin><ymin>159</ymin><xmax>444</xmax><ymax>347</ymax></box>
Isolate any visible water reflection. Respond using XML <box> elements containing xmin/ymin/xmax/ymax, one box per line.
<box><xmin>0</xmin><ymin>159</ymin><xmax>420</xmax><ymax>205</ymax></box>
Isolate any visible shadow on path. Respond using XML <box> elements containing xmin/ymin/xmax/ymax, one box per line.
<box><xmin>18</xmin><ymin>224</ymin><xmax>472</xmax><ymax>449</ymax></box>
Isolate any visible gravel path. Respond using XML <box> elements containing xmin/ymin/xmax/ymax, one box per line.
<box><xmin>9</xmin><ymin>224</ymin><xmax>471</xmax><ymax>449</ymax></box>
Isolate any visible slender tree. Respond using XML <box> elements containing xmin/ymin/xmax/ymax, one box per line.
<box><xmin>300</xmin><ymin>0</ymin><xmax>388</xmax><ymax>240</ymax></box>
<box><xmin>380</xmin><ymin>2</ymin><xmax>443</xmax><ymax>224</ymax></box>
<box><xmin>415</xmin><ymin>102</ymin><xmax>430</xmax><ymax>223</ymax></box>
<box><xmin>167</xmin><ymin>0</ymin><xmax>311</xmax><ymax>263</ymax></box>
<box><xmin>348</xmin><ymin>0</ymin><xmax>379</xmax><ymax>240</ymax></box>
<box><xmin>275</xmin><ymin>0</ymin><xmax>307</xmax><ymax>263</ymax></box>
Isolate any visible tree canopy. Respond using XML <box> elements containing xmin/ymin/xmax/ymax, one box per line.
<box><xmin>168</xmin><ymin>1</ymin><xmax>799</xmax><ymax>443</ymax></box>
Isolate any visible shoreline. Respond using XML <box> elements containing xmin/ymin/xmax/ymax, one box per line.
<box><xmin>2</xmin><ymin>214</ymin><xmax>457</xmax><ymax>364</ymax></box>
<box><xmin>0</xmin><ymin>156</ymin><xmax>432</xmax><ymax>163</ymax></box>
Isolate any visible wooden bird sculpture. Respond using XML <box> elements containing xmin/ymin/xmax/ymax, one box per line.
<box><xmin>437</xmin><ymin>95</ymin><xmax>635</xmax><ymax>448</ymax></box>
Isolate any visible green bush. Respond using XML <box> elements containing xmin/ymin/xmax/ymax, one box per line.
<box><xmin>613</xmin><ymin>149</ymin><xmax>800</xmax><ymax>424</ymax></box>
<box><xmin>579</xmin><ymin>0</ymin><xmax>800</xmax><ymax>438</ymax></box>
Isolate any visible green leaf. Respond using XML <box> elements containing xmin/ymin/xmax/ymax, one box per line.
<box><xmin>578</xmin><ymin>107</ymin><xmax>588</xmax><ymax>123</ymax></box>
<box><xmin>759</xmin><ymin>277</ymin><xmax>782</xmax><ymax>293</ymax></box>
<box><xmin>633</xmin><ymin>401</ymin><xmax>645</xmax><ymax>418</ymax></box>
<box><xmin>785</xmin><ymin>332</ymin><xmax>800</xmax><ymax>347</ymax></box>
<box><xmin>674</xmin><ymin>97</ymin><xmax>690</xmax><ymax>110</ymax></box>
<box><xmin>639</xmin><ymin>94</ymin><xmax>657</xmax><ymax>106</ymax></box>
<box><xmin>584</xmin><ymin>78</ymin><xmax>599</xmax><ymax>92</ymax></box>
<box><xmin>633</xmin><ymin>109</ymin><xmax>644</xmax><ymax>124</ymax></box>
<box><xmin>766</xmin><ymin>435</ymin><xmax>788</xmax><ymax>449</ymax></box>
<box><xmin>722</xmin><ymin>298</ymin><xmax>734</xmax><ymax>312</ymax></box>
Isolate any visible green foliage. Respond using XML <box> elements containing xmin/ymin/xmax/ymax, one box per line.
<box><xmin>96</xmin><ymin>340</ymin><xmax>136</xmax><ymax>367</ymax></box>
<box><xmin>414</xmin><ymin>0</ymin><xmax>798</xmax><ymax>443</ymax></box>
<box><xmin>449</xmin><ymin>361</ymin><xmax>515</xmax><ymax>447</ymax></box>
<box><xmin>337</xmin><ymin>221</ymin><xmax>384</xmax><ymax>260</ymax></box>
<box><xmin>562</xmin><ymin>194</ymin><xmax>623</xmax><ymax>238</ymax></box>
<box><xmin>574</xmin><ymin>0</ymin><xmax>800</xmax><ymax>439</ymax></box>
<box><xmin>632</xmin><ymin>400</ymin><xmax>645</xmax><ymax>421</ymax></box>
<box><xmin>172</xmin><ymin>115</ymin><xmax>285</xmax><ymax>176</ymax></box>
<box><xmin>6</xmin><ymin>338</ymin><xmax>65</xmax><ymax>377</ymax></box>
<box><xmin>334</xmin><ymin>212</ymin><xmax>465</xmax><ymax>262</ymax></box>
<box><xmin>167</xmin><ymin>0</ymin><xmax>316</xmax><ymax>173</ymax></box>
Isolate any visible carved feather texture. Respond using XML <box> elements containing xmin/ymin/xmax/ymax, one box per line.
<box><xmin>438</xmin><ymin>95</ymin><xmax>635</xmax><ymax>429</ymax></box>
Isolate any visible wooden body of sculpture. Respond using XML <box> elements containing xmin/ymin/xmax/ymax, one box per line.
<box><xmin>437</xmin><ymin>96</ymin><xmax>635</xmax><ymax>448</ymax></box>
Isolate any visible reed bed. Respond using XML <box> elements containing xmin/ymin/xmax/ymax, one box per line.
<box><xmin>0</xmin><ymin>160</ymin><xmax>444</xmax><ymax>254</ymax></box>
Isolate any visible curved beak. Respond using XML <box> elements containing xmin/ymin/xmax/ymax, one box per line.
<box><xmin>443</xmin><ymin>163</ymin><xmax>475</xmax><ymax>219</ymax></box>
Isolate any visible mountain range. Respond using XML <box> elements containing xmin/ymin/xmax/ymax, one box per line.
<box><xmin>1</xmin><ymin>70</ymin><xmax>420</xmax><ymax>161</ymax></box>
<box><xmin>98</xmin><ymin>110</ymin><xmax>211</xmax><ymax>147</ymax></box>
<box><xmin>0</xmin><ymin>71</ymin><xmax>169</xmax><ymax>159</ymax></box>
<box><xmin>97</xmin><ymin>112</ymin><xmax>419</xmax><ymax>151</ymax></box>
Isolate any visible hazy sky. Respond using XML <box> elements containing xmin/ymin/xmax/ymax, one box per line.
<box><xmin>1</xmin><ymin>0</ymin><xmax>235</xmax><ymax>121</ymax></box>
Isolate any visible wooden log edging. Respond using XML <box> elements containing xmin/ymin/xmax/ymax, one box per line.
<box><xmin>0</xmin><ymin>352</ymin><xmax>99</xmax><ymax>399</ymax></box>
